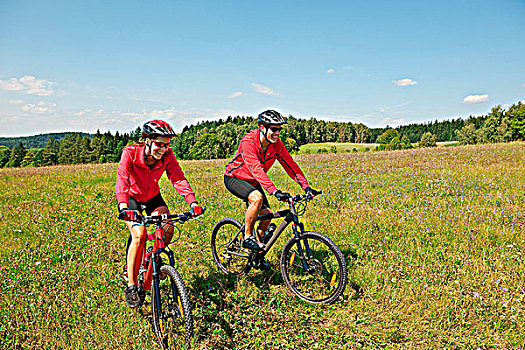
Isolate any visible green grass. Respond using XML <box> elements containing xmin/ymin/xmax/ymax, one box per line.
<box><xmin>1</xmin><ymin>143</ymin><xmax>524</xmax><ymax>349</ymax></box>
<box><xmin>298</xmin><ymin>141</ymin><xmax>459</xmax><ymax>155</ymax></box>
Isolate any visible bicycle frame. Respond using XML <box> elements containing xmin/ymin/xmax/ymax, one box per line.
<box><xmin>138</xmin><ymin>215</ymin><xmax>183</xmax><ymax>321</ymax></box>
<box><xmin>234</xmin><ymin>197</ymin><xmax>314</xmax><ymax>271</ymax></box>
<box><xmin>139</xmin><ymin>223</ymin><xmax>175</xmax><ymax>290</ymax></box>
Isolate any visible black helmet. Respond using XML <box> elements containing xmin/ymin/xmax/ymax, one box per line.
<box><xmin>257</xmin><ymin>110</ymin><xmax>287</xmax><ymax>125</ymax></box>
<box><xmin>142</xmin><ymin>119</ymin><xmax>176</xmax><ymax>137</ymax></box>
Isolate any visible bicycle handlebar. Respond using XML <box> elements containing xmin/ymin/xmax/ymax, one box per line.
<box><xmin>289</xmin><ymin>191</ymin><xmax>323</xmax><ymax>203</ymax></box>
<box><xmin>118</xmin><ymin>207</ymin><xmax>206</xmax><ymax>225</ymax></box>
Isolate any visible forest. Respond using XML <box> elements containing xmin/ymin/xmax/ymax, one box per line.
<box><xmin>1</xmin><ymin>102</ymin><xmax>523</xmax><ymax>168</ymax></box>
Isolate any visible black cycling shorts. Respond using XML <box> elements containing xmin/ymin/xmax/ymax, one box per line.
<box><xmin>224</xmin><ymin>175</ymin><xmax>270</xmax><ymax>210</ymax></box>
<box><xmin>120</xmin><ymin>192</ymin><xmax>168</xmax><ymax>215</ymax></box>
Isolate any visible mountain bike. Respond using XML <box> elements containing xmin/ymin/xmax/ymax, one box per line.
<box><xmin>210</xmin><ymin>192</ymin><xmax>347</xmax><ymax>304</ymax></box>
<box><xmin>120</xmin><ymin>209</ymin><xmax>204</xmax><ymax>349</ymax></box>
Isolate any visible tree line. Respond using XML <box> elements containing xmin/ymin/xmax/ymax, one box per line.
<box><xmin>371</xmin><ymin>102</ymin><xmax>524</xmax><ymax>151</ymax></box>
<box><xmin>172</xmin><ymin>115</ymin><xmax>376</xmax><ymax>160</ymax></box>
<box><xmin>0</xmin><ymin>129</ymin><xmax>141</xmax><ymax>168</ymax></box>
<box><xmin>454</xmin><ymin>103</ymin><xmax>524</xmax><ymax>145</ymax></box>
<box><xmin>0</xmin><ymin>132</ymin><xmax>93</xmax><ymax>149</ymax></box>
<box><xmin>1</xmin><ymin>102</ymin><xmax>523</xmax><ymax>168</ymax></box>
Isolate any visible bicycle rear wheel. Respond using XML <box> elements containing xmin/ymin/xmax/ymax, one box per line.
<box><xmin>210</xmin><ymin>218</ymin><xmax>251</xmax><ymax>275</ymax></box>
<box><xmin>151</xmin><ymin>265</ymin><xmax>193</xmax><ymax>349</ymax></box>
<box><xmin>280</xmin><ymin>232</ymin><xmax>347</xmax><ymax>304</ymax></box>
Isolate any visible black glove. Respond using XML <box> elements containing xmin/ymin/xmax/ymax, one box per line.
<box><xmin>273</xmin><ymin>190</ymin><xmax>291</xmax><ymax>202</ymax></box>
<box><xmin>305</xmin><ymin>187</ymin><xmax>322</xmax><ymax>198</ymax></box>
<box><xmin>118</xmin><ymin>209</ymin><xmax>141</xmax><ymax>222</ymax></box>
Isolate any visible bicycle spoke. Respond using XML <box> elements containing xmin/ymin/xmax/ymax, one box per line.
<box><xmin>211</xmin><ymin>219</ymin><xmax>250</xmax><ymax>275</ymax></box>
<box><xmin>151</xmin><ymin>266</ymin><xmax>193</xmax><ymax>349</ymax></box>
<box><xmin>281</xmin><ymin>232</ymin><xmax>347</xmax><ymax>304</ymax></box>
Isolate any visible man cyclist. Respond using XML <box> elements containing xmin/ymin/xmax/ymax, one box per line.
<box><xmin>116</xmin><ymin>119</ymin><xmax>204</xmax><ymax>308</ymax></box>
<box><xmin>224</xmin><ymin>110</ymin><xmax>321</xmax><ymax>270</ymax></box>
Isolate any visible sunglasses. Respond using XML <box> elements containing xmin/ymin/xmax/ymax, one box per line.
<box><xmin>269</xmin><ymin>126</ymin><xmax>282</xmax><ymax>132</ymax></box>
<box><xmin>151</xmin><ymin>140</ymin><xmax>171</xmax><ymax>148</ymax></box>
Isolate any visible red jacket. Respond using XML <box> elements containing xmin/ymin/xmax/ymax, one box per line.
<box><xmin>116</xmin><ymin>145</ymin><xmax>197</xmax><ymax>205</ymax></box>
<box><xmin>224</xmin><ymin>129</ymin><xmax>309</xmax><ymax>194</ymax></box>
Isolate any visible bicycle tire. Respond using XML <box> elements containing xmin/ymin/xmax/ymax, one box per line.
<box><xmin>210</xmin><ymin>218</ymin><xmax>251</xmax><ymax>275</ymax></box>
<box><xmin>151</xmin><ymin>265</ymin><xmax>194</xmax><ymax>349</ymax></box>
<box><xmin>280</xmin><ymin>232</ymin><xmax>348</xmax><ymax>304</ymax></box>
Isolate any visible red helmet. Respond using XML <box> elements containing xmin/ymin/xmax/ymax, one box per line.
<box><xmin>142</xmin><ymin>119</ymin><xmax>176</xmax><ymax>137</ymax></box>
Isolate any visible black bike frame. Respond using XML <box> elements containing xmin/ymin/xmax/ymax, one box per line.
<box><xmin>238</xmin><ymin>199</ymin><xmax>313</xmax><ymax>271</ymax></box>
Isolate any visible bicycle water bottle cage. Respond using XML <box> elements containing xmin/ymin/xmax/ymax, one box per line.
<box><xmin>262</xmin><ymin>223</ymin><xmax>277</xmax><ymax>244</ymax></box>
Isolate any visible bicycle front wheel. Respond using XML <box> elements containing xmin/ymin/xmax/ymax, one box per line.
<box><xmin>280</xmin><ymin>232</ymin><xmax>348</xmax><ymax>304</ymax></box>
<box><xmin>151</xmin><ymin>265</ymin><xmax>194</xmax><ymax>349</ymax></box>
<box><xmin>210</xmin><ymin>218</ymin><xmax>251</xmax><ymax>275</ymax></box>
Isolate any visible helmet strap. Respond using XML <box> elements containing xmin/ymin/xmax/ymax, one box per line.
<box><xmin>262</xmin><ymin>125</ymin><xmax>279</xmax><ymax>144</ymax></box>
<box><xmin>144</xmin><ymin>140</ymin><xmax>160</xmax><ymax>164</ymax></box>
<box><xmin>264</xmin><ymin>127</ymin><xmax>271</xmax><ymax>144</ymax></box>
<box><xmin>260</xmin><ymin>125</ymin><xmax>271</xmax><ymax>144</ymax></box>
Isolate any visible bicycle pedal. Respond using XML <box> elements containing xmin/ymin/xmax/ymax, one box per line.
<box><xmin>138</xmin><ymin>291</ymin><xmax>146</xmax><ymax>307</ymax></box>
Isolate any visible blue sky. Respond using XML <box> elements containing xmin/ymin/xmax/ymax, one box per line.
<box><xmin>1</xmin><ymin>0</ymin><xmax>524</xmax><ymax>137</ymax></box>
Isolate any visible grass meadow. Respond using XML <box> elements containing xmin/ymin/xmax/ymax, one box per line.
<box><xmin>298</xmin><ymin>142</ymin><xmax>459</xmax><ymax>155</ymax></box>
<box><xmin>1</xmin><ymin>142</ymin><xmax>524</xmax><ymax>349</ymax></box>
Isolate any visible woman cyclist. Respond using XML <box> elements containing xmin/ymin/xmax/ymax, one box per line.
<box><xmin>116</xmin><ymin>119</ymin><xmax>204</xmax><ymax>308</ymax></box>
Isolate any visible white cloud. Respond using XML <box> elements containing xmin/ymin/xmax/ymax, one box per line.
<box><xmin>327</xmin><ymin>68</ymin><xmax>335</xmax><ymax>73</ymax></box>
<box><xmin>228</xmin><ymin>92</ymin><xmax>246</xmax><ymax>99</ymax></box>
<box><xmin>74</xmin><ymin>109</ymin><xmax>93</xmax><ymax>117</ymax></box>
<box><xmin>1</xmin><ymin>79</ymin><xmax>24</xmax><ymax>91</ymax></box>
<box><xmin>0</xmin><ymin>75</ymin><xmax>57</xmax><ymax>96</ymax></box>
<box><xmin>120</xmin><ymin>112</ymin><xmax>142</xmax><ymax>118</ymax></box>
<box><xmin>1</xmin><ymin>106</ymin><xmax>238</xmax><ymax>136</ymax></box>
<box><xmin>150</xmin><ymin>108</ymin><xmax>178</xmax><ymax>119</ymax></box>
<box><xmin>393</xmin><ymin>78</ymin><xmax>418</xmax><ymax>87</ymax></box>
<box><xmin>251</xmin><ymin>83</ymin><xmax>279</xmax><ymax>96</ymax></box>
<box><xmin>22</xmin><ymin>101</ymin><xmax>56</xmax><ymax>114</ymax></box>
<box><xmin>379</xmin><ymin>117</ymin><xmax>405</xmax><ymax>125</ymax></box>
<box><xmin>8</xmin><ymin>99</ymin><xmax>24</xmax><ymax>105</ymax></box>
<box><xmin>463</xmin><ymin>94</ymin><xmax>489</xmax><ymax>104</ymax></box>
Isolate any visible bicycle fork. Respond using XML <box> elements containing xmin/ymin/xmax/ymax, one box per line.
<box><xmin>152</xmin><ymin>249</ymin><xmax>182</xmax><ymax>322</ymax></box>
<box><xmin>290</xmin><ymin>222</ymin><xmax>312</xmax><ymax>272</ymax></box>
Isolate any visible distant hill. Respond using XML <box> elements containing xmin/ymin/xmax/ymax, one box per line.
<box><xmin>0</xmin><ymin>132</ymin><xmax>93</xmax><ymax>149</ymax></box>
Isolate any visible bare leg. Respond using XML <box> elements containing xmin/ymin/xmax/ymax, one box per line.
<box><xmin>126</xmin><ymin>206</ymin><xmax>173</xmax><ymax>287</ymax></box>
<box><xmin>151</xmin><ymin>206</ymin><xmax>174</xmax><ymax>243</ymax></box>
<box><xmin>126</xmin><ymin>223</ymin><xmax>147</xmax><ymax>287</ymax></box>
<box><xmin>245</xmin><ymin>190</ymin><xmax>264</xmax><ymax>238</ymax></box>
<box><xmin>256</xmin><ymin>208</ymin><xmax>272</xmax><ymax>241</ymax></box>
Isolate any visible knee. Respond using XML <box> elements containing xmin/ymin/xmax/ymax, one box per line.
<box><xmin>131</xmin><ymin>228</ymin><xmax>147</xmax><ymax>246</ymax></box>
<box><xmin>249</xmin><ymin>191</ymin><xmax>264</xmax><ymax>207</ymax></box>
<box><xmin>163</xmin><ymin>224</ymin><xmax>174</xmax><ymax>235</ymax></box>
